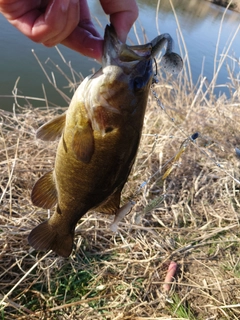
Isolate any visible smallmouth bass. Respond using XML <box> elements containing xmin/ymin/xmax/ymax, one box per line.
<box><xmin>29</xmin><ymin>25</ymin><xmax>182</xmax><ymax>257</ymax></box>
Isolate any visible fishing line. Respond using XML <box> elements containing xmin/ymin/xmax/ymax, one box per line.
<box><xmin>129</xmin><ymin>130</ymin><xmax>199</xmax><ymax>201</ymax></box>
<box><xmin>114</xmin><ymin>78</ymin><xmax>240</xmax><ymax>228</ymax></box>
<box><xmin>126</xmin><ymin>80</ymin><xmax>201</xmax><ymax>201</ymax></box>
<box><xmin>111</xmin><ymin>40</ymin><xmax>239</xmax><ymax>229</ymax></box>
<box><xmin>150</xmin><ymin>83</ymin><xmax>240</xmax><ymax>185</ymax></box>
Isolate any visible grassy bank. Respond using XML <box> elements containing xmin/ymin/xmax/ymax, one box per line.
<box><xmin>1</xmin><ymin>11</ymin><xmax>240</xmax><ymax>320</ymax></box>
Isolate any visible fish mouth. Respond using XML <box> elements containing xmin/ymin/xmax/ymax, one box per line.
<box><xmin>102</xmin><ymin>24</ymin><xmax>152</xmax><ymax>68</ymax></box>
<box><xmin>103</xmin><ymin>24</ymin><xmax>183</xmax><ymax>75</ymax></box>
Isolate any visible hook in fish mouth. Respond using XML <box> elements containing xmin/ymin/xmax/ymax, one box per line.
<box><xmin>135</xmin><ymin>33</ymin><xmax>183</xmax><ymax>74</ymax></box>
<box><xmin>120</xmin><ymin>33</ymin><xmax>183</xmax><ymax>74</ymax></box>
<box><xmin>103</xmin><ymin>24</ymin><xmax>183</xmax><ymax>74</ymax></box>
<box><xmin>150</xmin><ymin>33</ymin><xmax>183</xmax><ymax>74</ymax></box>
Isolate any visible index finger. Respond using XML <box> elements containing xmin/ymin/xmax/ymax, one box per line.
<box><xmin>99</xmin><ymin>0</ymin><xmax>138</xmax><ymax>42</ymax></box>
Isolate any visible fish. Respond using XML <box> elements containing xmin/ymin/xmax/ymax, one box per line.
<box><xmin>28</xmin><ymin>25</ymin><xmax>183</xmax><ymax>257</ymax></box>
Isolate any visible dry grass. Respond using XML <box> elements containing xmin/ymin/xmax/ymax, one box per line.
<box><xmin>1</xmin><ymin>14</ymin><xmax>240</xmax><ymax>320</ymax></box>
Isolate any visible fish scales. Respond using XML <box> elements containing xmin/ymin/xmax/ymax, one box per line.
<box><xmin>28</xmin><ymin>24</ymin><xmax>183</xmax><ymax>257</ymax></box>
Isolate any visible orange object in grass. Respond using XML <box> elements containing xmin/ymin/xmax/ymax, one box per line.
<box><xmin>163</xmin><ymin>261</ymin><xmax>177</xmax><ymax>293</ymax></box>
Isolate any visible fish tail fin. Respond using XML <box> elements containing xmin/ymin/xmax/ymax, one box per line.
<box><xmin>28</xmin><ymin>220</ymin><xmax>74</xmax><ymax>257</ymax></box>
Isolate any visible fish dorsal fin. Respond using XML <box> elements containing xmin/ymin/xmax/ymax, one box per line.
<box><xmin>31</xmin><ymin>171</ymin><xmax>58</xmax><ymax>209</ymax></box>
<box><xmin>72</xmin><ymin>123</ymin><xmax>94</xmax><ymax>163</ymax></box>
<box><xmin>36</xmin><ymin>113</ymin><xmax>66</xmax><ymax>141</ymax></box>
<box><xmin>96</xmin><ymin>191</ymin><xmax>121</xmax><ymax>215</ymax></box>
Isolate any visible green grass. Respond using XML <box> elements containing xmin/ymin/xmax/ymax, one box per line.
<box><xmin>168</xmin><ymin>294</ymin><xmax>197</xmax><ymax>319</ymax></box>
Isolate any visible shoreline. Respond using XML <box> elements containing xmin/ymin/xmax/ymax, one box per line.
<box><xmin>206</xmin><ymin>0</ymin><xmax>240</xmax><ymax>12</ymax></box>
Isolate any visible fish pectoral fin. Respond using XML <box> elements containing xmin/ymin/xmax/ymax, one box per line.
<box><xmin>28</xmin><ymin>220</ymin><xmax>74</xmax><ymax>257</ymax></box>
<box><xmin>96</xmin><ymin>191</ymin><xmax>121</xmax><ymax>215</ymax></box>
<box><xmin>31</xmin><ymin>171</ymin><xmax>57</xmax><ymax>209</ymax></box>
<box><xmin>72</xmin><ymin>124</ymin><xmax>94</xmax><ymax>163</ymax></box>
<box><xmin>36</xmin><ymin>113</ymin><xmax>66</xmax><ymax>141</ymax></box>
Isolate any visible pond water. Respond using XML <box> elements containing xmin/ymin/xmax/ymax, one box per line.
<box><xmin>0</xmin><ymin>0</ymin><xmax>239</xmax><ymax>111</ymax></box>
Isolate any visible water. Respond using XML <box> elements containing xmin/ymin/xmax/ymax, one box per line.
<box><xmin>0</xmin><ymin>0</ymin><xmax>239</xmax><ymax>111</ymax></box>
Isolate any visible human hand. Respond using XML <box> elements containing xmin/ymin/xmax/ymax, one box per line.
<box><xmin>0</xmin><ymin>0</ymin><xmax>138</xmax><ymax>61</ymax></box>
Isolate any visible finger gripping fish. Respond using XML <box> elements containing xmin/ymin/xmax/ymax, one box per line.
<box><xmin>28</xmin><ymin>25</ymin><xmax>183</xmax><ymax>257</ymax></box>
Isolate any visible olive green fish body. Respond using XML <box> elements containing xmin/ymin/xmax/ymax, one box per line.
<box><xmin>28</xmin><ymin>25</ymin><xmax>183</xmax><ymax>257</ymax></box>
<box><xmin>55</xmin><ymin>88</ymin><xmax>147</xmax><ymax>218</ymax></box>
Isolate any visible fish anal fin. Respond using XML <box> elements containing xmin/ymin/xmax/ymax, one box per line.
<box><xmin>96</xmin><ymin>191</ymin><xmax>121</xmax><ymax>215</ymax></box>
<box><xmin>72</xmin><ymin>124</ymin><xmax>94</xmax><ymax>163</ymax></box>
<box><xmin>110</xmin><ymin>201</ymin><xmax>135</xmax><ymax>232</ymax></box>
<box><xmin>36</xmin><ymin>113</ymin><xmax>66</xmax><ymax>141</ymax></box>
<box><xmin>28</xmin><ymin>220</ymin><xmax>73</xmax><ymax>257</ymax></box>
<box><xmin>31</xmin><ymin>171</ymin><xmax>57</xmax><ymax>209</ymax></box>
